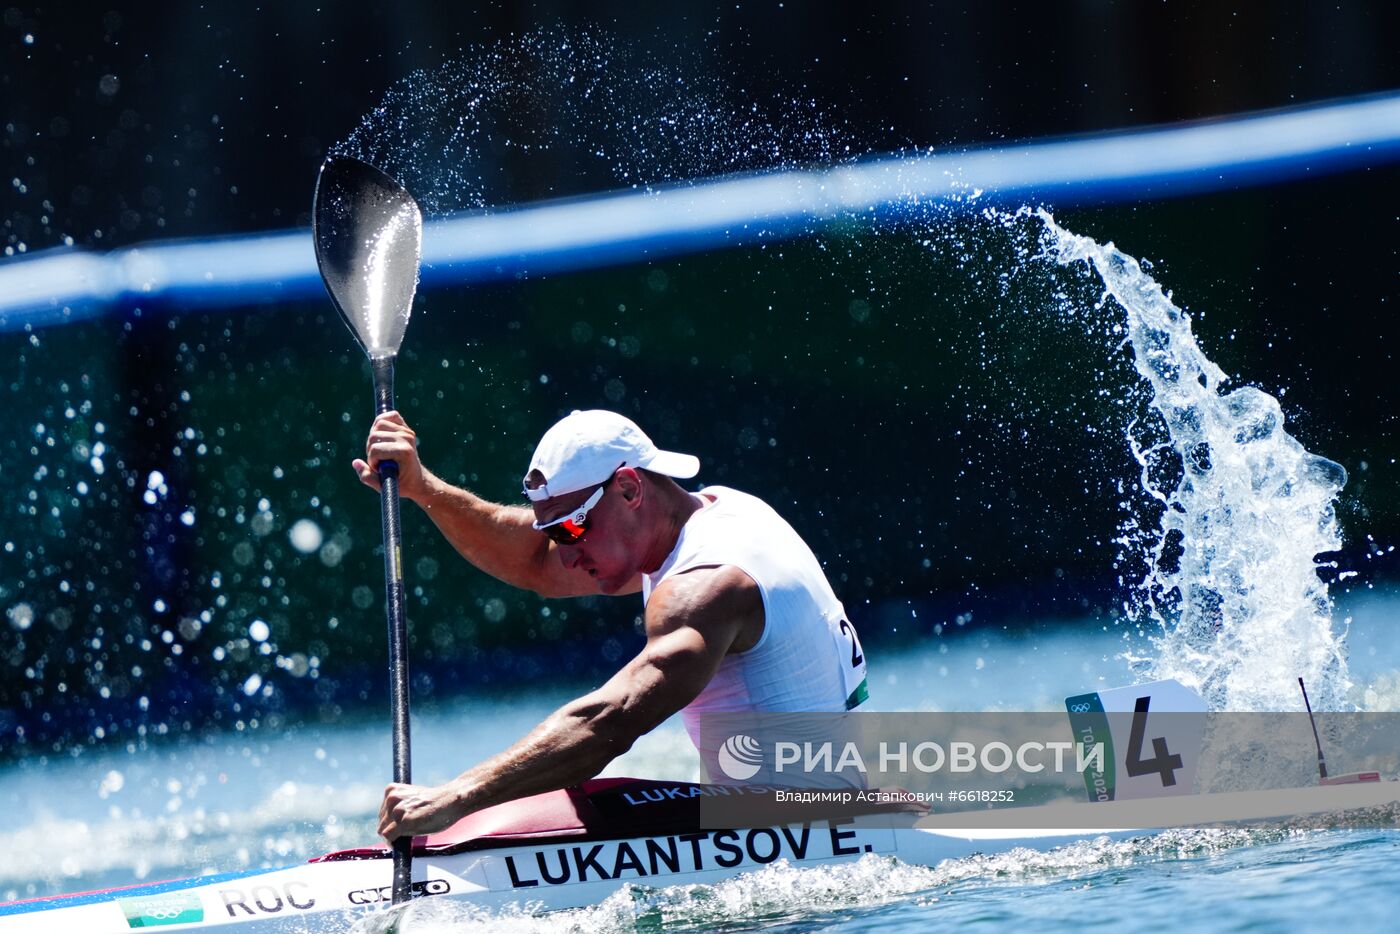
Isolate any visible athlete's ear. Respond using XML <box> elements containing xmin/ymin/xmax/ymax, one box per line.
<box><xmin>614</xmin><ymin>467</ymin><xmax>643</xmax><ymax>506</ymax></box>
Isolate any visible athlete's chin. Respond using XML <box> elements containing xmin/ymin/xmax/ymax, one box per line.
<box><xmin>592</xmin><ymin>573</ymin><xmax>626</xmax><ymax>595</ymax></box>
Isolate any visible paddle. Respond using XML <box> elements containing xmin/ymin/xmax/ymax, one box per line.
<box><xmin>312</xmin><ymin>155</ymin><xmax>423</xmax><ymax>905</ymax></box>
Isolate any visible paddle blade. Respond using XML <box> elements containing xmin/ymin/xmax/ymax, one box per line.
<box><xmin>313</xmin><ymin>155</ymin><xmax>423</xmax><ymax>359</ymax></box>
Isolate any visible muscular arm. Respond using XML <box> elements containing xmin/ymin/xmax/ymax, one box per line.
<box><xmin>378</xmin><ymin>565</ymin><xmax>763</xmax><ymax>840</ymax></box>
<box><xmin>411</xmin><ymin>470</ymin><xmax>595</xmax><ymax>598</ymax></box>
<box><xmin>353</xmin><ymin>411</ymin><xmax>608</xmax><ymax>598</ymax></box>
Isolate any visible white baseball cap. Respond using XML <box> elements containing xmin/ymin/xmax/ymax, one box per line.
<box><xmin>523</xmin><ymin>410</ymin><xmax>700</xmax><ymax>502</ymax></box>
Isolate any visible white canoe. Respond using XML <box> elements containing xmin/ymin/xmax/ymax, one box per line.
<box><xmin>2</xmin><ymin>776</ymin><xmax>1395</xmax><ymax>933</ymax></box>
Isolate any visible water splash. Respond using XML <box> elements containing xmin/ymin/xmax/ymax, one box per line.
<box><xmin>1037</xmin><ymin>211</ymin><xmax>1350</xmax><ymax>711</ymax></box>
<box><xmin>368</xmin><ymin>829</ymin><xmax>1284</xmax><ymax>933</ymax></box>
<box><xmin>334</xmin><ymin>27</ymin><xmax>858</xmax><ymax>215</ymax></box>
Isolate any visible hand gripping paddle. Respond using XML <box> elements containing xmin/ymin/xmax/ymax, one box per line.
<box><xmin>312</xmin><ymin>155</ymin><xmax>422</xmax><ymax>905</ymax></box>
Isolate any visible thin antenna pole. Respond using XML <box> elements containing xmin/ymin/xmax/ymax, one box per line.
<box><xmin>1298</xmin><ymin>677</ymin><xmax>1329</xmax><ymax>781</ymax></box>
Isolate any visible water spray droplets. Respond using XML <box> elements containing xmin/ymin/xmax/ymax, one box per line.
<box><xmin>287</xmin><ymin>519</ymin><xmax>323</xmax><ymax>554</ymax></box>
<box><xmin>1039</xmin><ymin>211</ymin><xmax>1350</xmax><ymax>711</ymax></box>
<box><xmin>334</xmin><ymin>27</ymin><xmax>857</xmax><ymax>216</ymax></box>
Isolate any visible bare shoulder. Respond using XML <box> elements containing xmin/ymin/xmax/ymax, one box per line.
<box><xmin>645</xmin><ymin>565</ymin><xmax>764</xmax><ymax>651</ymax></box>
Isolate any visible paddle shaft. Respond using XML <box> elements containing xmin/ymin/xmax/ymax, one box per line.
<box><xmin>372</xmin><ymin>355</ymin><xmax>414</xmax><ymax>903</ymax></box>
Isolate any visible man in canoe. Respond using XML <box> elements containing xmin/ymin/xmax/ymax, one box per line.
<box><xmin>354</xmin><ymin>408</ymin><xmax>869</xmax><ymax>841</ymax></box>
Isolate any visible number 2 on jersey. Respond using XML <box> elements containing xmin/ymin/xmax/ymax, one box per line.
<box><xmin>838</xmin><ymin>618</ymin><xmax>864</xmax><ymax>668</ymax></box>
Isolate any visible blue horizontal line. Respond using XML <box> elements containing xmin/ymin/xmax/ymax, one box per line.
<box><xmin>3</xmin><ymin>91</ymin><xmax>1399</xmax><ymax>332</ymax></box>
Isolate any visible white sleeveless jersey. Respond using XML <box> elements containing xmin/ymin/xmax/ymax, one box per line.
<box><xmin>642</xmin><ymin>486</ymin><xmax>869</xmax><ymax>785</ymax></box>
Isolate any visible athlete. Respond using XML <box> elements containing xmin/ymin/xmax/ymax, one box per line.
<box><xmin>354</xmin><ymin>408</ymin><xmax>868</xmax><ymax>841</ymax></box>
